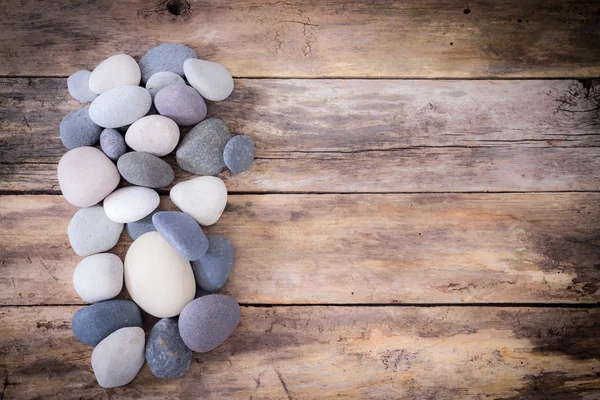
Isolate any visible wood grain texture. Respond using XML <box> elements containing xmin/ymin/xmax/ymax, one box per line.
<box><xmin>2</xmin><ymin>194</ymin><xmax>599</xmax><ymax>306</ymax></box>
<box><xmin>1</xmin><ymin>1</ymin><xmax>600</xmax><ymax>78</ymax></box>
<box><xmin>2</xmin><ymin>78</ymin><xmax>600</xmax><ymax>193</ymax></box>
<box><xmin>1</xmin><ymin>306</ymin><xmax>599</xmax><ymax>399</ymax></box>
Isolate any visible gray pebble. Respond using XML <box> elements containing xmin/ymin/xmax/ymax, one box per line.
<box><xmin>152</xmin><ymin>211</ymin><xmax>209</xmax><ymax>260</ymax></box>
<box><xmin>155</xmin><ymin>84</ymin><xmax>207</xmax><ymax>126</ymax></box>
<box><xmin>191</xmin><ymin>236</ymin><xmax>234</xmax><ymax>292</ymax></box>
<box><xmin>176</xmin><ymin>118</ymin><xmax>232</xmax><ymax>176</ymax></box>
<box><xmin>125</xmin><ymin>209</ymin><xmax>159</xmax><ymax>240</ymax></box>
<box><xmin>117</xmin><ymin>152</ymin><xmax>174</xmax><ymax>188</ymax></box>
<box><xmin>60</xmin><ymin>108</ymin><xmax>103</xmax><ymax>149</ymax></box>
<box><xmin>224</xmin><ymin>135</ymin><xmax>255</xmax><ymax>174</ymax></box>
<box><xmin>139</xmin><ymin>44</ymin><xmax>197</xmax><ymax>82</ymax></box>
<box><xmin>72</xmin><ymin>300</ymin><xmax>143</xmax><ymax>347</ymax></box>
<box><xmin>89</xmin><ymin>86</ymin><xmax>152</xmax><ymax>129</ymax></box>
<box><xmin>67</xmin><ymin>70</ymin><xmax>98</xmax><ymax>103</ymax></box>
<box><xmin>100</xmin><ymin>129</ymin><xmax>127</xmax><ymax>161</ymax></box>
<box><xmin>178</xmin><ymin>294</ymin><xmax>240</xmax><ymax>353</ymax></box>
<box><xmin>146</xmin><ymin>319</ymin><xmax>191</xmax><ymax>379</ymax></box>
<box><xmin>67</xmin><ymin>206</ymin><xmax>124</xmax><ymax>257</ymax></box>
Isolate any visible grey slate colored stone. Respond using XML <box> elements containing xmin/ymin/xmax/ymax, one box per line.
<box><xmin>152</xmin><ymin>211</ymin><xmax>209</xmax><ymax>260</ymax></box>
<box><xmin>154</xmin><ymin>84</ymin><xmax>207</xmax><ymax>126</ymax></box>
<box><xmin>223</xmin><ymin>135</ymin><xmax>255</xmax><ymax>174</ymax></box>
<box><xmin>100</xmin><ymin>128</ymin><xmax>127</xmax><ymax>161</ymax></box>
<box><xmin>125</xmin><ymin>209</ymin><xmax>159</xmax><ymax>240</ymax></box>
<box><xmin>146</xmin><ymin>319</ymin><xmax>192</xmax><ymax>379</ymax></box>
<box><xmin>139</xmin><ymin>44</ymin><xmax>197</xmax><ymax>82</ymax></box>
<box><xmin>176</xmin><ymin>118</ymin><xmax>232</xmax><ymax>176</ymax></box>
<box><xmin>117</xmin><ymin>152</ymin><xmax>174</xmax><ymax>188</ymax></box>
<box><xmin>60</xmin><ymin>108</ymin><xmax>103</xmax><ymax>149</ymax></box>
<box><xmin>191</xmin><ymin>236</ymin><xmax>234</xmax><ymax>292</ymax></box>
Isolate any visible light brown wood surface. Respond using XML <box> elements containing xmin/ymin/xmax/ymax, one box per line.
<box><xmin>1</xmin><ymin>1</ymin><xmax>600</xmax><ymax>78</ymax></box>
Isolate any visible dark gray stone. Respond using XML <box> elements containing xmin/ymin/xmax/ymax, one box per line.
<box><xmin>152</xmin><ymin>211</ymin><xmax>208</xmax><ymax>260</ymax></box>
<box><xmin>154</xmin><ymin>84</ymin><xmax>207</xmax><ymax>126</ymax></box>
<box><xmin>139</xmin><ymin>44</ymin><xmax>197</xmax><ymax>82</ymax></box>
<box><xmin>60</xmin><ymin>108</ymin><xmax>103</xmax><ymax>149</ymax></box>
<box><xmin>176</xmin><ymin>118</ymin><xmax>232</xmax><ymax>176</ymax></box>
<box><xmin>178</xmin><ymin>294</ymin><xmax>240</xmax><ymax>353</ymax></box>
<box><xmin>146</xmin><ymin>319</ymin><xmax>191</xmax><ymax>379</ymax></box>
<box><xmin>125</xmin><ymin>209</ymin><xmax>159</xmax><ymax>240</ymax></box>
<box><xmin>71</xmin><ymin>300</ymin><xmax>143</xmax><ymax>347</ymax></box>
<box><xmin>223</xmin><ymin>135</ymin><xmax>255</xmax><ymax>174</ymax></box>
<box><xmin>191</xmin><ymin>236</ymin><xmax>234</xmax><ymax>292</ymax></box>
<box><xmin>100</xmin><ymin>129</ymin><xmax>127</xmax><ymax>161</ymax></box>
<box><xmin>117</xmin><ymin>152</ymin><xmax>174</xmax><ymax>188</ymax></box>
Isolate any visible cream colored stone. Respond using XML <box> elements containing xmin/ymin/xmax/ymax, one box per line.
<box><xmin>170</xmin><ymin>176</ymin><xmax>227</xmax><ymax>226</ymax></box>
<box><xmin>89</xmin><ymin>54</ymin><xmax>141</xmax><ymax>94</ymax></box>
<box><xmin>125</xmin><ymin>115</ymin><xmax>180</xmax><ymax>157</ymax></box>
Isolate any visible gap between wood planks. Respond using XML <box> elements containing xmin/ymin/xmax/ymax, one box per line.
<box><xmin>2</xmin><ymin>303</ymin><xmax>600</xmax><ymax>308</ymax></box>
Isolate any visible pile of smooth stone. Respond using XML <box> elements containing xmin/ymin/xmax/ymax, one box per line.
<box><xmin>58</xmin><ymin>44</ymin><xmax>255</xmax><ymax>388</ymax></box>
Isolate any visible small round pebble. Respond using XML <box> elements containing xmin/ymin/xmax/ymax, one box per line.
<box><xmin>67</xmin><ymin>70</ymin><xmax>98</xmax><ymax>103</ymax></box>
<box><xmin>73</xmin><ymin>253</ymin><xmax>123</xmax><ymax>303</ymax></box>
<box><xmin>146</xmin><ymin>319</ymin><xmax>191</xmax><ymax>379</ymax></box>
<box><xmin>224</xmin><ymin>135</ymin><xmax>255</xmax><ymax>173</ymax></box>
<box><xmin>59</xmin><ymin>108</ymin><xmax>102</xmax><ymax>149</ymax></box>
<box><xmin>176</xmin><ymin>118</ymin><xmax>232</xmax><ymax>176</ymax></box>
<box><xmin>178</xmin><ymin>294</ymin><xmax>240</xmax><ymax>353</ymax></box>
<box><xmin>103</xmin><ymin>186</ymin><xmax>160</xmax><ymax>224</ymax></box>
<box><xmin>184</xmin><ymin>58</ymin><xmax>234</xmax><ymax>101</ymax></box>
<box><xmin>125</xmin><ymin>232</ymin><xmax>196</xmax><ymax>318</ymax></box>
<box><xmin>58</xmin><ymin>147</ymin><xmax>120</xmax><ymax>207</ymax></box>
<box><xmin>170</xmin><ymin>176</ymin><xmax>228</xmax><ymax>226</ymax></box>
<box><xmin>152</xmin><ymin>211</ymin><xmax>209</xmax><ymax>260</ymax></box>
<box><xmin>139</xmin><ymin>43</ymin><xmax>197</xmax><ymax>82</ymax></box>
<box><xmin>146</xmin><ymin>71</ymin><xmax>185</xmax><ymax>98</ymax></box>
<box><xmin>191</xmin><ymin>236</ymin><xmax>234</xmax><ymax>292</ymax></box>
<box><xmin>125</xmin><ymin>115</ymin><xmax>180</xmax><ymax>157</ymax></box>
<box><xmin>117</xmin><ymin>152</ymin><xmax>174</xmax><ymax>188</ymax></box>
<box><xmin>125</xmin><ymin>209</ymin><xmax>159</xmax><ymax>240</ymax></box>
<box><xmin>67</xmin><ymin>206</ymin><xmax>124</xmax><ymax>257</ymax></box>
<box><xmin>92</xmin><ymin>327</ymin><xmax>145</xmax><ymax>388</ymax></box>
<box><xmin>155</xmin><ymin>84</ymin><xmax>207</xmax><ymax>126</ymax></box>
<box><xmin>71</xmin><ymin>300</ymin><xmax>142</xmax><ymax>347</ymax></box>
<box><xmin>89</xmin><ymin>85</ymin><xmax>152</xmax><ymax>128</ymax></box>
<box><xmin>89</xmin><ymin>54</ymin><xmax>141</xmax><ymax>94</ymax></box>
<box><xmin>100</xmin><ymin>128</ymin><xmax>127</xmax><ymax>161</ymax></box>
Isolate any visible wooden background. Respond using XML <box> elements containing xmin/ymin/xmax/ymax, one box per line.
<box><xmin>1</xmin><ymin>0</ymin><xmax>600</xmax><ymax>398</ymax></box>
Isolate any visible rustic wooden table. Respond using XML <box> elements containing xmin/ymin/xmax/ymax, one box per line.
<box><xmin>1</xmin><ymin>1</ymin><xmax>600</xmax><ymax>399</ymax></box>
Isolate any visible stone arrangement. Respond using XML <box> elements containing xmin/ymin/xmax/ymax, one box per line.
<box><xmin>59</xmin><ymin>44</ymin><xmax>255</xmax><ymax>388</ymax></box>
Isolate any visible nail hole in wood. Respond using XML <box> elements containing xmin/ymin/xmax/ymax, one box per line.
<box><xmin>463</xmin><ymin>8</ymin><xmax>471</xmax><ymax>14</ymax></box>
<box><xmin>166</xmin><ymin>0</ymin><xmax>190</xmax><ymax>16</ymax></box>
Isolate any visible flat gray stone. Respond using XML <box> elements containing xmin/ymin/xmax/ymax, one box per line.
<box><xmin>67</xmin><ymin>206</ymin><xmax>124</xmax><ymax>257</ymax></box>
<box><xmin>67</xmin><ymin>70</ymin><xmax>98</xmax><ymax>103</ymax></box>
<box><xmin>139</xmin><ymin>44</ymin><xmax>197</xmax><ymax>82</ymax></box>
<box><xmin>155</xmin><ymin>84</ymin><xmax>207</xmax><ymax>126</ymax></box>
<box><xmin>117</xmin><ymin>152</ymin><xmax>174</xmax><ymax>188</ymax></box>
<box><xmin>176</xmin><ymin>118</ymin><xmax>232</xmax><ymax>176</ymax></box>
<box><xmin>146</xmin><ymin>319</ymin><xmax>191</xmax><ymax>379</ymax></box>
<box><xmin>92</xmin><ymin>327</ymin><xmax>145</xmax><ymax>388</ymax></box>
<box><xmin>72</xmin><ymin>300</ymin><xmax>142</xmax><ymax>347</ymax></box>
<box><xmin>100</xmin><ymin>129</ymin><xmax>127</xmax><ymax>161</ymax></box>
<box><xmin>224</xmin><ymin>135</ymin><xmax>255</xmax><ymax>173</ymax></box>
<box><xmin>152</xmin><ymin>211</ymin><xmax>208</xmax><ymax>260</ymax></box>
<box><xmin>191</xmin><ymin>236</ymin><xmax>234</xmax><ymax>292</ymax></box>
<box><xmin>60</xmin><ymin>108</ymin><xmax>103</xmax><ymax>149</ymax></box>
<box><xmin>125</xmin><ymin>209</ymin><xmax>159</xmax><ymax>240</ymax></box>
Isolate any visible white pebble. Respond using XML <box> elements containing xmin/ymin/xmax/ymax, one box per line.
<box><xmin>103</xmin><ymin>186</ymin><xmax>159</xmax><ymax>223</ymax></box>
<box><xmin>92</xmin><ymin>327</ymin><xmax>145</xmax><ymax>388</ymax></box>
<box><xmin>183</xmin><ymin>59</ymin><xmax>234</xmax><ymax>101</ymax></box>
<box><xmin>170</xmin><ymin>176</ymin><xmax>227</xmax><ymax>226</ymax></box>
<box><xmin>73</xmin><ymin>253</ymin><xmax>123</xmax><ymax>303</ymax></box>
<box><xmin>125</xmin><ymin>115</ymin><xmax>180</xmax><ymax>157</ymax></box>
<box><xmin>89</xmin><ymin>54</ymin><xmax>141</xmax><ymax>94</ymax></box>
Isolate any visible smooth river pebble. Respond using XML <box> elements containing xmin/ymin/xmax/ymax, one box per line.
<box><xmin>89</xmin><ymin>54</ymin><xmax>141</xmax><ymax>94</ymax></box>
<box><xmin>125</xmin><ymin>232</ymin><xmax>195</xmax><ymax>318</ymax></box>
<box><xmin>72</xmin><ymin>300</ymin><xmax>142</xmax><ymax>347</ymax></box>
<box><xmin>92</xmin><ymin>327</ymin><xmax>145</xmax><ymax>388</ymax></box>
<box><xmin>146</xmin><ymin>71</ymin><xmax>185</xmax><ymax>98</ymax></box>
<box><xmin>103</xmin><ymin>186</ymin><xmax>159</xmax><ymax>223</ymax></box>
<box><xmin>67</xmin><ymin>206</ymin><xmax>124</xmax><ymax>257</ymax></box>
<box><xmin>154</xmin><ymin>84</ymin><xmax>207</xmax><ymax>126</ymax></box>
<box><xmin>125</xmin><ymin>115</ymin><xmax>180</xmax><ymax>156</ymax></box>
<box><xmin>67</xmin><ymin>70</ymin><xmax>98</xmax><ymax>103</ymax></box>
<box><xmin>170</xmin><ymin>176</ymin><xmax>227</xmax><ymax>226</ymax></box>
<box><xmin>191</xmin><ymin>236</ymin><xmax>234</xmax><ymax>292</ymax></box>
<box><xmin>89</xmin><ymin>85</ymin><xmax>152</xmax><ymax>128</ymax></box>
<box><xmin>59</xmin><ymin>108</ymin><xmax>103</xmax><ymax>149</ymax></box>
<box><xmin>139</xmin><ymin>43</ymin><xmax>197</xmax><ymax>82</ymax></box>
<box><xmin>73</xmin><ymin>253</ymin><xmax>123</xmax><ymax>303</ymax></box>
<box><xmin>117</xmin><ymin>152</ymin><xmax>174</xmax><ymax>188</ymax></box>
<box><xmin>146</xmin><ymin>319</ymin><xmax>191</xmax><ymax>379</ymax></box>
<box><xmin>184</xmin><ymin>59</ymin><xmax>234</xmax><ymax>101</ymax></box>
<box><xmin>100</xmin><ymin>128</ymin><xmax>127</xmax><ymax>161</ymax></box>
<box><xmin>224</xmin><ymin>135</ymin><xmax>255</xmax><ymax>173</ymax></box>
<box><xmin>125</xmin><ymin>209</ymin><xmax>159</xmax><ymax>240</ymax></box>
<box><xmin>176</xmin><ymin>118</ymin><xmax>232</xmax><ymax>176</ymax></box>
<box><xmin>152</xmin><ymin>211</ymin><xmax>208</xmax><ymax>260</ymax></box>
<box><xmin>178</xmin><ymin>294</ymin><xmax>240</xmax><ymax>352</ymax></box>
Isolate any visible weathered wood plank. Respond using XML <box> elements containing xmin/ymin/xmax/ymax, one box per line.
<box><xmin>1</xmin><ymin>306</ymin><xmax>598</xmax><ymax>399</ymax></box>
<box><xmin>1</xmin><ymin>194</ymin><xmax>599</xmax><ymax>305</ymax></box>
<box><xmin>1</xmin><ymin>1</ymin><xmax>600</xmax><ymax>78</ymax></box>
<box><xmin>2</xmin><ymin>78</ymin><xmax>599</xmax><ymax>193</ymax></box>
